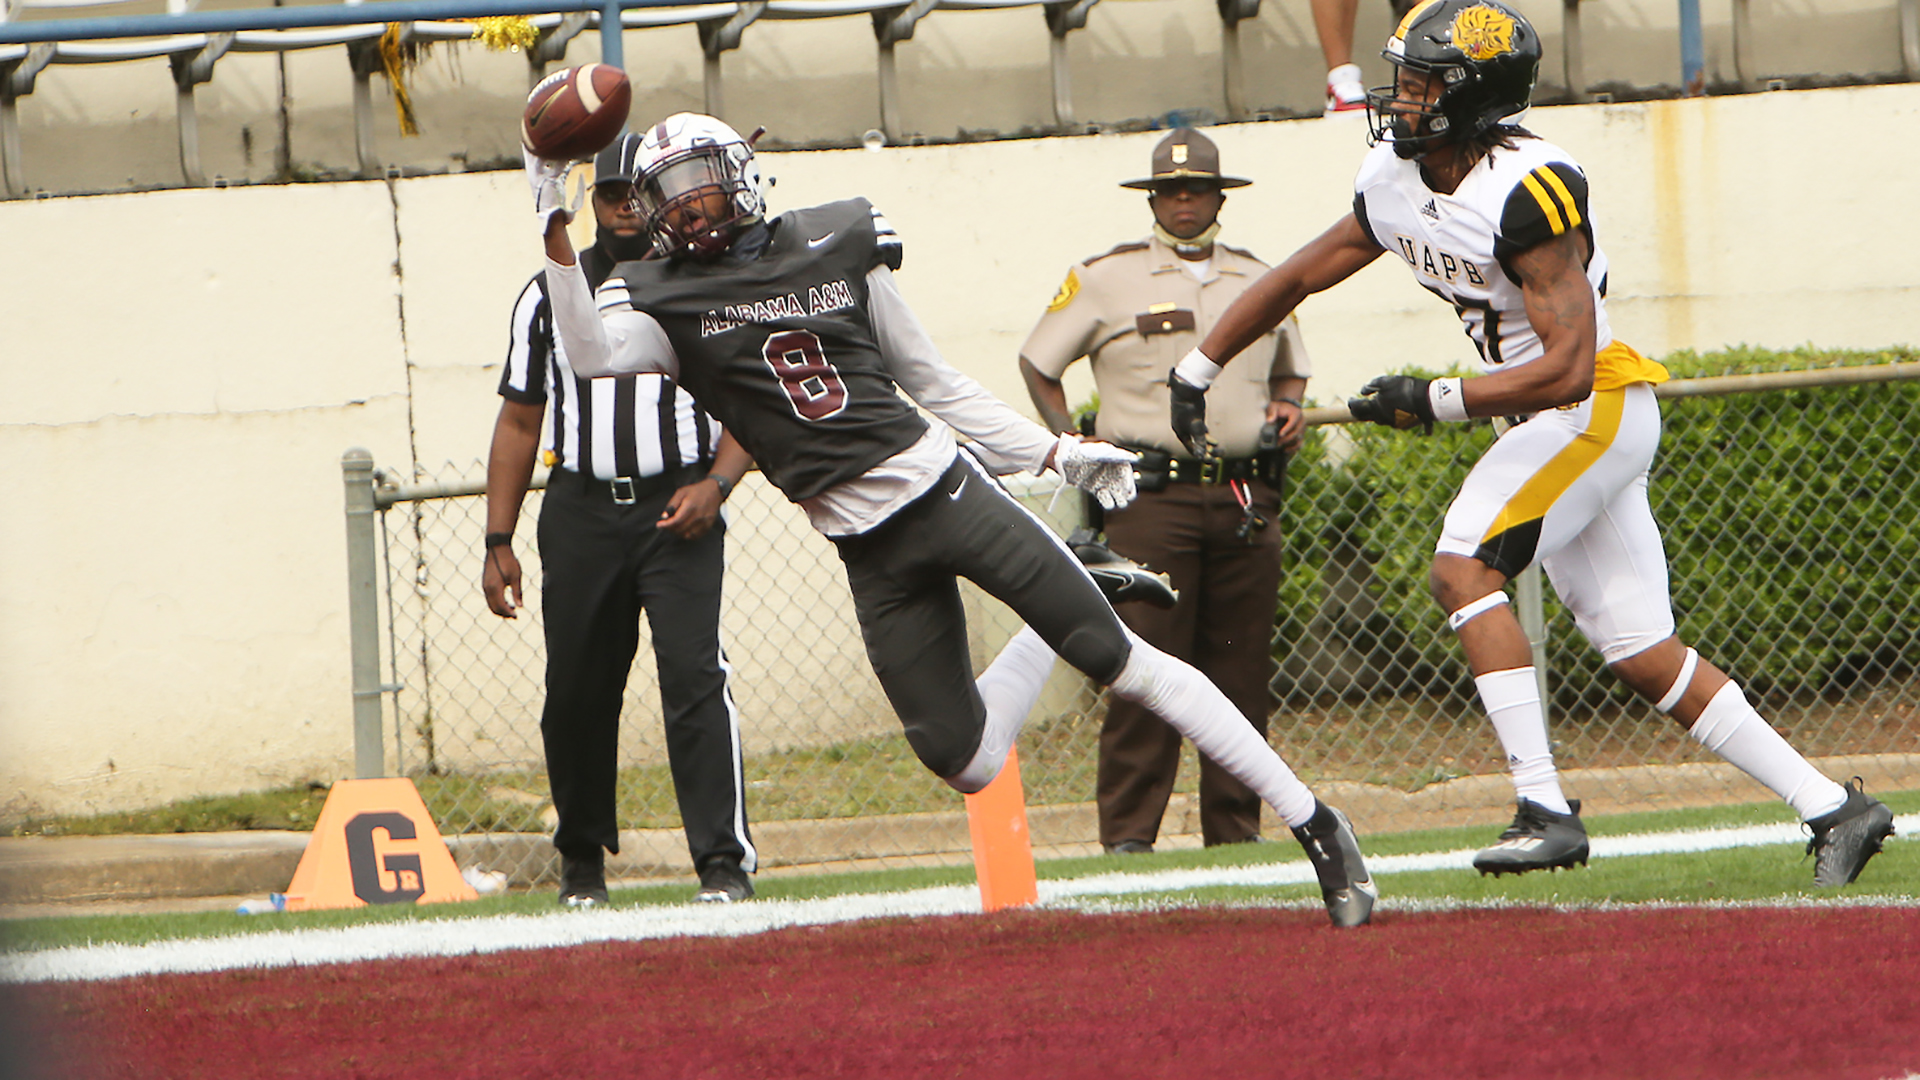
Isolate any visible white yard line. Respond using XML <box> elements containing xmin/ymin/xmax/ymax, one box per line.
<box><xmin>4</xmin><ymin>814</ymin><xmax>1911</xmax><ymax>985</ymax></box>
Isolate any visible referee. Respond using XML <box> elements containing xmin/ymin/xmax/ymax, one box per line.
<box><xmin>482</xmin><ymin>134</ymin><xmax>757</xmax><ymax>906</ymax></box>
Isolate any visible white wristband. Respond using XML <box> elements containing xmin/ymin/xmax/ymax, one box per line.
<box><xmin>1173</xmin><ymin>348</ymin><xmax>1223</xmax><ymax>390</ymax></box>
<box><xmin>1428</xmin><ymin>377</ymin><xmax>1469</xmax><ymax>422</ymax></box>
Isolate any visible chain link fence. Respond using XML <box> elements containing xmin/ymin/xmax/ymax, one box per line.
<box><xmin>351</xmin><ymin>358</ymin><xmax>1920</xmax><ymax>886</ymax></box>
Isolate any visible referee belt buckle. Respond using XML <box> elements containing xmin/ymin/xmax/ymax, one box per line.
<box><xmin>610</xmin><ymin>477</ymin><xmax>637</xmax><ymax>505</ymax></box>
<box><xmin>1198</xmin><ymin>457</ymin><xmax>1224</xmax><ymax>485</ymax></box>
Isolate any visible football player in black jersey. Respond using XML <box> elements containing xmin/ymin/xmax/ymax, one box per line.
<box><xmin>524</xmin><ymin>114</ymin><xmax>1376</xmax><ymax>925</ymax></box>
<box><xmin>1164</xmin><ymin>0</ymin><xmax>1893</xmax><ymax>887</ymax></box>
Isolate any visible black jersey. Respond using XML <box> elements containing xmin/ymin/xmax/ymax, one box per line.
<box><xmin>613</xmin><ymin>198</ymin><xmax>927</xmax><ymax>503</ymax></box>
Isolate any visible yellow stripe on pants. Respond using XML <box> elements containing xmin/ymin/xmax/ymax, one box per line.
<box><xmin>1481</xmin><ymin>388</ymin><xmax>1626</xmax><ymax>544</ymax></box>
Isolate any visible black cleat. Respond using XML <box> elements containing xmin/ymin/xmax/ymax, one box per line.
<box><xmin>1805</xmin><ymin>778</ymin><xmax>1896</xmax><ymax>888</ymax></box>
<box><xmin>559</xmin><ymin>848</ymin><xmax>610</xmax><ymax>908</ymax></box>
<box><xmin>1069</xmin><ymin>530</ymin><xmax>1176</xmax><ymax>609</ymax></box>
<box><xmin>1291</xmin><ymin>800</ymin><xmax>1377</xmax><ymax>928</ymax></box>
<box><xmin>1473</xmin><ymin>798</ymin><xmax>1590</xmax><ymax>876</ymax></box>
<box><xmin>694</xmin><ymin>858</ymin><xmax>755</xmax><ymax>903</ymax></box>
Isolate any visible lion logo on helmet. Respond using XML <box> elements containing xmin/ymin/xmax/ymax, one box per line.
<box><xmin>1450</xmin><ymin>3</ymin><xmax>1517</xmax><ymax>61</ymax></box>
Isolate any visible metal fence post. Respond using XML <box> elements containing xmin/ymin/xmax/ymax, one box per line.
<box><xmin>343</xmin><ymin>448</ymin><xmax>387</xmax><ymax>779</ymax></box>
<box><xmin>1515</xmin><ymin>563</ymin><xmax>1548</xmax><ymax>725</ymax></box>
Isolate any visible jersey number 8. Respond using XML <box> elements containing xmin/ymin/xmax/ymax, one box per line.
<box><xmin>762</xmin><ymin>330</ymin><xmax>850</xmax><ymax>421</ymax></box>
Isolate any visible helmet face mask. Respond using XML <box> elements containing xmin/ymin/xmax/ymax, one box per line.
<box><xmin>1364</xmin><ymin>0</ymin><xmax>1540</xmax><ymax>161</ymax></box>
<box><xmin>630</xmin><ymin>113</ymin><xmax>766</xmax><ymax>259</ymax></box>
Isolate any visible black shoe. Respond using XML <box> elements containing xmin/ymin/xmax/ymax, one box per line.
<box><xmin>559</xmin><ymin>848</ymin><xmax>609</xmax><ymax>908</ymax></box>
<box><xmin>1473</xmin><ymin>798</ymin><xmax>1590</xmax><ymax>876</ymax></box>
<box><xmin>1103</xmin><ymin>839</ymin><xmax>1155</xmax><ymax>855</ymax></box>
<box><xmin>695</xmin><ymin>858</ymin><xmax>754</xmax><ymax>903</ymax></box>
<box><xmin>1805</xmin><ymin>778</ymin><xmax>1896</xmax><ymax>887</ymax></box>
<box><xmin>1290</xmin><ymin>801</ymin><xmax>1376</xmax><ymax>928</ymax></box>
<box><xmin>1070</xmin><ymin>530</ymin><xmax>1176</xmax><ymax>609</ymax></box>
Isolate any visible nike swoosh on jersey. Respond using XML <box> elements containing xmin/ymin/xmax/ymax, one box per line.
<box><xmin>948</xmin><ymin>475</ymin><xmax>967</xmax><ymax>500</ymax></box>
<box><xmin>807</xmin><ymin>232</ymin><xmax>836</xmax><ymax>248</ymax></box>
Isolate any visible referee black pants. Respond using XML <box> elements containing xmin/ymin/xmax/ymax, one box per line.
<box><xmin>537</xmin><ymin>469</ymin><xmax>754</xmax><ymax>873</ymax></box>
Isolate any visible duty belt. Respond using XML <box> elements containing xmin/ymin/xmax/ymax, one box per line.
<box><xmin>1131</xmin><ymin>449</ymin><xmax>1261</xmax><ymax>486</ymax></box>
<box><xmin>550</xmin><ymin>464</ymin><xmax>703</xmax><ymax>505</ymax></box>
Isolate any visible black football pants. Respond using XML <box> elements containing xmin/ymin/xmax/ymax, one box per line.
<box><xmin>833</xmin><ymin>454</ymin><xmax>1131</xmax><ymax>780</ymax></box>
<box><xmin>537</xmin><ymin>469</ymin><xmax>754</xmax><ymax>873</ymax></box>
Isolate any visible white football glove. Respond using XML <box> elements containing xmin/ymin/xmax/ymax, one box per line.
<box><xmin>523</xmin><ymin>146</ymin><xmax>574</xmax><ymax>236</ymax></box>
<box><xmin>1055</xmin><ymin>434</ymin><xmax>1140</xmax><ymax>511</ymax></box>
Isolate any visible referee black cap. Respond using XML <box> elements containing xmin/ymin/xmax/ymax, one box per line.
<box><xmin>594</xmin><ymin>131</ymin><xmax>644</xmax><ymax>187</ymax></box>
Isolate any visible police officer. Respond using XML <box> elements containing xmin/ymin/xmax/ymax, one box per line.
<box><xmin>1018</xmin><ymin>128</ymin><xmax>1311</xmax><ymax>853</ymax></box>
<box><xmin>483</xmin><ymin>133</ymin><xmax>758</xmax><ymax>906</ymax></box>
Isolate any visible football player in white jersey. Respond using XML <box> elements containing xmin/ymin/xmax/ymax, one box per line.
<box><xmin>1164</xmin><ymin>0</ymin><xmax>1894</xmax><ymax>885</ymax></box>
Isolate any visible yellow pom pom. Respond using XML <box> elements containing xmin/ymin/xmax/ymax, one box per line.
<box><xmin>468</xmin><ymin>16</ymin><xmax>539</xmax><ymax>52</ymax></box>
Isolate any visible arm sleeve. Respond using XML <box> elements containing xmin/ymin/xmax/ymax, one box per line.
<box><xmin>543</xmin><ymin>256</ymin><xmax>679</xmax><ymax>380</ymax></box>
<box><xmin>1495</xmin><ymin>160</ymin><xmax>1592</xmax><ymax>266</ymax></box>
<box><xmin>499</xmin><ymin>276</ymin><xmax>550</xmax><ymax>405</ymax></box>
<box><xmin>866</xmin><ymin>265</ymin><xmax>1057</xmax><ymax>475</ymax></box>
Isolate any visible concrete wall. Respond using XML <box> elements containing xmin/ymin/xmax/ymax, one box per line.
<box><xmin>3</xmin><ymin>81</ymin><xmax>1917</xmax><ymax>821</ymax></box>
<box><xmin>3</xmin><ymin>0</ymin><xmax>1913</xmax><ymax>196</ymax></box>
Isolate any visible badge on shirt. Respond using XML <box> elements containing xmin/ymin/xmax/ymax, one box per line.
<box><xmin>1047</xmin><ymin>268</ymin><xmax>1081</xmax><ymax>312</ymax></box>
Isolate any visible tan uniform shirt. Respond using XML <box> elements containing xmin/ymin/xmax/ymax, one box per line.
<box><xmin>1019</xmin><ymin>234</ymin><xmax>1309</xmax><ymax>458</ymax></box>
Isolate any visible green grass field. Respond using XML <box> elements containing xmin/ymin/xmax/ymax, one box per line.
<box><xmin>4</xmin><ymin>791</ymin><xmax>1911</xmax><ymax>958</ymax></box>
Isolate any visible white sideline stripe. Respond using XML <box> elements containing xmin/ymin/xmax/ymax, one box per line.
<box><xmin>1047</xmin><ymin>814</ymin><xmax>1919</xmax><ymax>899</ymax></box>
<box><xmin>4</xmin><ymin>815</ymin><xmax>1910</xmax><ymax>986</ymax></box>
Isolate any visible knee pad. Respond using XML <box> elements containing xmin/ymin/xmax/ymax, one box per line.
<box><xmin>1447</xmin><ymin>591</ymin><xmax>1510</xmax><ymax>632</ymax></box>
<box><xmin>1055</xmin><ymin>624</ymin><xmax>1131</xmax><ymax>687</ymax></box>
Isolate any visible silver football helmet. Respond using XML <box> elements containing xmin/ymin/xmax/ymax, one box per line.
<box><xmin>631</xmin><ymin>112</ymin><xmax>767</xmax><ymax>259</ymax></box>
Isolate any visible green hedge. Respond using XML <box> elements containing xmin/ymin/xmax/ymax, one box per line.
<box><xmin>1275</xmin><ymin>345</ymin><xmax>1920</xmax><ymax>706</ymax></box>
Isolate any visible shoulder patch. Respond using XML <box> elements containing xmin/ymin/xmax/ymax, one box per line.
<box><xmin>1084</xmin><ymin>240</ymin><xmax>1149</xmax><ymax>266</ymax></box>
<box><xmin>1047</xmin><ymin>267</ymin><xmax>1081</xmax><ymax>312</ymax></box>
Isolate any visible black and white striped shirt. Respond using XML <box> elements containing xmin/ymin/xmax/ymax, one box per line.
<box><xmin>498</xmin><ymin>248</ymin><xmax>722</xmax><ymax>480</ymax></box>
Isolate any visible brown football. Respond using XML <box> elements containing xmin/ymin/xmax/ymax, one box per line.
<box><xmin>520</xmin><ymin>63</ymin><xmax>631</xmax><ymax>161</ymax></box>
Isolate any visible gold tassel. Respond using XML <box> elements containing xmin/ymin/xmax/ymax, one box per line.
<box><xmin>467</xmin><ymin>16</ymin><xmax>539</xmax><ymax>52</ymax></box>
<box><xmin>379</xmin><ymin>23</ymin><xmax>422</xmax><ymax>138</ymax></box>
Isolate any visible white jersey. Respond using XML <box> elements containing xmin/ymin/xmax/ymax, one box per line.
<box><xmin>1353</xmin><ymin>137</ymin><xmax>1664</xmax><ymax>391</ymax></box>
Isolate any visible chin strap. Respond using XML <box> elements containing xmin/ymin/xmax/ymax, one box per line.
<box><xmin>1153</xmin><ymin>221</ymin><xmax>1220</xmax><ymax>256</ymax></box>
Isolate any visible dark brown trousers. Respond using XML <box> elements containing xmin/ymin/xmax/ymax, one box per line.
<box><xmin>1097</xmin><ymin>478</ymin><xmax>1284</xmax><ymax>847</ymax></box>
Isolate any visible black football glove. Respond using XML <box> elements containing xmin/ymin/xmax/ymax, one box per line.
<box><xmin>1347</xmin><ymin>375</ymin><xmax>1435</xmax><ymax>434</ymax></box>
<box><xmin>1167</xmin><ymin>372</ymin><xmax>1210</xmax><ymax>458</ymax></box>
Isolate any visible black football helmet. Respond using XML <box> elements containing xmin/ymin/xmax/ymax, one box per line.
<box><xmin>1365</xmin><ymin>0</ymin><xmax>1541</xmax><ymax>160</ymax></box>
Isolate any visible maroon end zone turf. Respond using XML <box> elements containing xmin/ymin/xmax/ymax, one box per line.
<box><xmin>18</xmin><ymin>905</ymin><xmax>1920</xmax><ymax>1079</ymax></box>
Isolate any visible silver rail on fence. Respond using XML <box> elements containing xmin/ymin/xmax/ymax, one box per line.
<box><xmin>341</xmin><ymin>361</ymin><xmax>1920</xmax><ymax>884</ymax></box>
<box><xmin>8</xmin><ymin>0</ymin><xmax>1918</xmax><ymax>199</ymax></box>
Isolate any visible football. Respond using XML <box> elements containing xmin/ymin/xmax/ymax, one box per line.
<box><xmin>521</xmin><ymin>63</ymin><xmax>631</xmax><ymax>161</ymax></box>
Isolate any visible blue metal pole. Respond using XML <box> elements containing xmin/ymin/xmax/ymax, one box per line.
<box><xmin>0</xmin><ymin>0</ymin><xmax>711</xmax><ymax>45</ymax></box>
<box><xmin>1678</xmin><ymin>0</ymin><xmax>1705</xmax><ymax>95</ymax></box>
<box><xmin>600</xmin><ymin>0</ymin><xmax>622</xmax><ymax>66</ymax></box>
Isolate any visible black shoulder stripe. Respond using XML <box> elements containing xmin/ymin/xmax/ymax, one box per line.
<box><xmin>1352</xmin><ymin>192</ymin><xmax>1381</xmax><ymax>250</ymax></box>
<box><xmin>1084</xmin><ymin>240</ymin><xmax>1149</xmax><ymax>266</ymax></box>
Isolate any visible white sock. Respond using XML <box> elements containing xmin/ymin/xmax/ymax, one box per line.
<box><xmin>1108</xmin><ymin>630</ymin><xmax>1318</xmax><ymax>827</ymax></box>
<box><xmin>945</xmin><ymin>625</ymin><xmax>1056</xmax><ymax>794</ymax></box>
<box><xmin>1689</xmin><ymin>681</ymin><xmax>1846</xmax><ymax>821</ymax></box>
<box><xmin>1477</xmin><ymin>667</ymin><xmax>1572</xmax><ymax>815</ymax></box>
